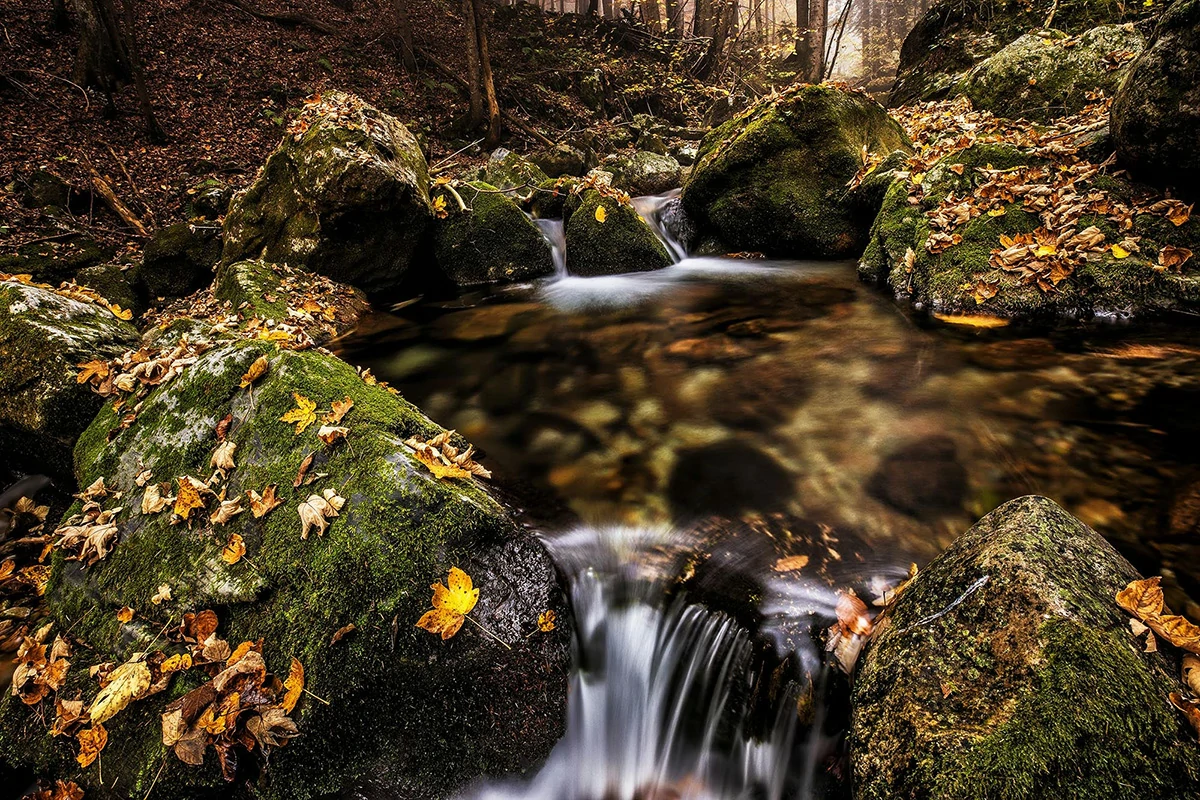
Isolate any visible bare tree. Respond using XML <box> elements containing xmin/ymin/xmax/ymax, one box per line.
<box><xmin>394</xmin><ymin>0</ymin><xmax>418</xmax><ymax>71</ymax></box>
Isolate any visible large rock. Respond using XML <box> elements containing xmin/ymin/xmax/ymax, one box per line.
<box><xmin>221</xmin><ymin>91</ymin><xmax>432</xmax><ymax>295</ymax></box>
<box><xmin>1112</xmin><ymin>0</ymin><xmax>1200</xmax><ymax>194</ymax></box>
<box><xmin>859</xmin><ymin>142</ymin><xmax>1200</xmax><ymax>320</ymax></box>
<box><xmin>565</xmin><ymin>190</ymin><xmax>672</xmax><ymax>277</ymax></box>
<box><xmin>891</xmin><ymin>0</ymin><xmax>1157</xmax><ymax>106</ymax></box>
<box><xmin>141</xmin><ymin>222</ymin><xmax>222</xmax><ymax>301</ymax></box>
<box><xmin>602</xmin><ymin>151</ymin><xmax>683</xmax><ymax>197</ymax></box>
<box><xmin>213</xmin><ymin>259</ymin><xmax>370</xmax><ymax>343</ymax></box>
<box><xmin>0</xmin><ymin>280</ymin><xmax>139</xmax><ymax>477</ymax></box>
<box><xmin>0</xmin><ymin>340</ymin><xmax>569</xmax><ymax>799</ymax></box>
<box><xmin>433</xmin><ymin>181</ymin><xmax>555</xmax><ymax>286</ymax></box>
<box><xmin>480</xmin><ymin>148</ymin><xmax>550</xmax><ymax>192</ymax></box>
<box><xmin>958</xmin><ymin>26</ymin><xmax>1144</xmax><ymax>121</ymax></box>
<box><xmin>852</xmin><ymin>496</ymin><xmax>1200</xmax><ymax>800</ymax></box>
<box><xmin>682</xmin><ymin>84</ymin><xmax>910</xmax><ymax>259</ymax></box>
<box><xmin>529</xmin><ymin>143</ymin><xmax>590</xmax><ymax>178</ymax></box>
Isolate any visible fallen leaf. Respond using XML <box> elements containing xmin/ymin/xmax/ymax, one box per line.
<box><xmin>293</xmin><ymin>452</ymin><xmax>314</xmax><ymax>487</ymax></box>
<box><xmin>1111</xmin><ymin>243</ymin><xmax>1131</xmax><ymax>259</ymax></box>
<box><xmin>152</xmin><ymin>584</ymin><xmax>172</xmax><ymax>605</ymax></box>
<box><xmin>835</xmin><ymin>591</ymin><xmax>872</xmax><ymax>636</ymax></box>
<box><xmin>1185</xmin><ymin>654</ymin><xmax>1200</xmax><ymax>695</ymax></box>
<box><xmin>324</xmin><ymin>396</ymin><xmax>353</xmax><ymax>424</ymax></box>
<box><xmin>282</xmin><ymin>658</ymin><xmax>304</xmax><ymax>713</ymax></box>
<box><xmin>221</xmin><ymin>533</ymin><xmax>246</xmax><ymax>565</ymax></box>
<box><xmin>416</xmin><ymin>567</ymin><xmax>479</xmax><ymax>640</ymax></box>
<box><xmin>281</xmin><ymin>393</ymin><xmax>317</xmax><ymax>434</ymax></box>
<box><xmin>1116</xmin><ymin>576</ymin><xmax>1200</xmax><ymax>654</ymax></box>
<box><xmin>330</xmin><ymin>623</ymin><xmax>356</xmax><ymax>644</ymax></box>
<box><xmin>117</xmin><ymin>606</ymin><xmax>134</xmax><ymax>623</ymax></box>
<box><xmin>77</xmin><ymin>359</ymin><xmax>110</xmax><ymax>385</ymax></box>
<box><xmin>1170</xmin><ymin>693</ymin><xmax>1200</xmax><ymax>737</ymax></box>
<box><xmin>538</xmin><ymin>610</ymin><xmax>557</xmax><ymax>632</ymax></box>
<box><xmin>210</xmin><ymin>497</ymin><xmax>244</xmax><ymax>525</ymax></box>
<box><xmin>594</xmin><ymin>204</ymin><xmax>607</xmax><ymax>223</ymax></box>
<box><xmin>1158</xmin><ymin>245</ymin><xmax>1193</xmax><ymax>272</ymax></box>
<box><xmin>75</xmin><ymin>725</ymin><xmax>107</xmax><ymax>768</ymax></box>
<box><xmin>211</xmin><ymin>441</ymin><xmax>237</xmax><ymax>472</ymax></box>
<box><xmin>141</xmin><ymin>483</ymin><xmax>172</xmax><ymax>515</ymax></box>
<box><xmin>247</xmin><ymin>485</ymin><xmax>282</xmax><ymax>518</ymax></box>
<box><xmin>240</xmin><ymin>355</ymin><xmax>269</xmax><ymax>388</ymax></box>
<box><xmin>298</xmin><ymin>489</ymin><xmax>345</xmax><ymax>539</ymax></box>
<box><xmin>89</xmin><ymin>660</ymin><xmax>152</xmax><ymax>724</ymax></box>
<box><xmin>173</xmin><ymin>476</ymin><xmax>208</xmax><ymax>521</ymax></box>
<box><xmin>773</xmin><ymin>554</ymin><xmax>811</xmax><ymax>572</ymax></box>
<box><xmin>317</xmin><ymin>425</ymin><xmax>348</xmax><ymax>446</ymax></box>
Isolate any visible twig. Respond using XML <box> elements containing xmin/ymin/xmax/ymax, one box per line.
<box><xmin>86</xmin><ymin>165</ymin><xmax>149</xmax><ymax>236</ymax></box>
<box><xmin>217</xmin><ymin>0</ymin><xmax>338</xmax><ymax>35</ymax></box>
<box><xmin>465</xmin><ymin>614</ymin><xmax>511</xmax><ymax>650</ymax></box>
<box><xmin>141</xmin><ymin>756</ymin><xmax>168</xmax><ymax>800</ymax></box>
<box><xmin>431</xmin><ymin>138</ymin><xmax>485</xmax><ymax>172</ymax></box>
<box><xmin>106</xmin><ymin>145</ymin><xmax>153</xmax><ymax>223</ymax></box>
<box><xmin>13</xmin><ymin>68</ymin><xmax>90</xmax><ymax>111</ymax></box>
<box><xmin>302</xmin><ymin>687</ymin><xmax>331</xmax><ymax>705</ymax></box>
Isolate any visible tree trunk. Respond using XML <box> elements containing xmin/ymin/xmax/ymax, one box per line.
<box><xmin>644</xmin><ymin>0</ymin><xmax>662</xmax><ymax>31</ymax></box>
<box><xmin>602</xmin><ymin>0</ymin><xmax>613</xmax><ymax>18</ymax></box>
<box><xmin>462</xmin><ymin>0</ymin><xmax>484</xmax><ymax>130</ymax></box>
<box><xmin>393</xmin><ymin>0</ymin><xmax>418</xmax><ymax>70</ymax></box>
<box><xmin>694</xmin><ymin>0</ymin><xmax>713</xmax><ymax>37</ymax></box>
<box><xmin>663</xmin><ymin>0</ymin><xmax>678</xmax><ymax>36</ymax></box>
<box><xmin>471</xmin><ymin>0</ymin><xmax>502</xmax><ymax>146</ymax></box>
<box><xmin>52</xmin><ymin>0</ymin><xmax>70</xmax><ymax>31</ymax></box>
<box><xmin>116</xmin><ymin>0</ymin><xmax>165</xmax><ymax>141</ymax></box>
<box><xmin>807</xmin><ymin>0</ymin><xmax>826</xmax><ymax>81</ymax></box>
<box><xmin>70</xmin><ymin>0</ymin><xmax>129</xmax><ymax>96</ymax></box>
<box><xmin>794</xmin><ymin>0</ymin><xmax>811</xmax><ymax>73</ymax></box>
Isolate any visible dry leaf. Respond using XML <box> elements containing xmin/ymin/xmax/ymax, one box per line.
<box><xmin>416</xmin><ymin>566</ymin><xmax>479</xmax><ymax>640</ymax></box>
<box><xmin>211</xmin><ymin>441</ymin><xmax>237</xmax><ymax>472</ymax></box>
<box><xmin>405</xmin><ymin>431</ymin><xmax>491</xmax><ymax>481</ymax></box>
<box><xmin>221</xmin><ymin>533</ymin><xmax>246</xmax><ymax>565</ymax></box>
<box><xmin>293</xmin><ymin>452</ymin><xmax>314</xmax><ymax>487</ymax></box>
<box><xmin>173</xmin><ymin>476</ymin><xmax>208</xmax><ymax>521</ymax></box>
<box><xmin>210</xmin><ymin>498</ymin><xmax>244</xmax><ymax>526</ymax></box>
<box><xmin>774</xmin><ymin>554</ymin><xmax>810</xmax><ymax>572</ymax></box>
<box><xmin>330</xmin><ymin>623</ymin><xmax>356</xmax><ymax>644</ymax></box>
<box><xmin>298</xmin><ymin>489</ymin><xmax>345</xmax><ymax>539</ymax></box>
<box><xmin>117</xmin><ymin>606</ymin><xmax>134</xmax><ymax>623</ymax></box>
<box><xmin>594</xmin><ymin>205</ymin><xmax>607</xmax><ymax>223</ymax></box>
<box><xmin>89</xmin><ymin>659</ymin><xmax>152</xmax><ymax>724</ymax></box>
<box><xmin>152</xmin><ymin>583</ymin><xmax>172</xmax><ymax>605</ymax></box>
<box><xmin>1184</xmin><ymin>654</ymin><xmax>1200</xmax><ymax>696</ymax></box>
<box><xmin>240</xmin><ymin>355</ymin><xmax>269</xmax><ymax>388</ymax></box>
<box><xmin>141</xmin><ymin>483</ymin><xmax>172</xmax><ymax>515</ymax></box>
<box><xmin>1158</xmin><ymin>246</ymin><xmax>1193</xmax><ymax>272</ymax></box>
<box><xmin>282</xmin><ymin>658</ymin><xmax>304</xmax><ymax>713</ymax></box>
<box><xmin>281</xmin><ymin>393</ymin><xmax>318</xmax><ymax>434</ymax></box>
<box><xmin>75</xmin><ymin>725</ymin><xmax>107</xmax><ymax>768</ymax></box>
<box><xmin>317</xmin><ymin>425</ymin><xmax>348</xmax><ymax>446</ymax></box>
<box><xmin>538</xmin><ymin>610</ymin><xmax>557</xmax><ymax>632</ymax></box>
<box><xmin>1170</xmin><ymin>693</ymin><xmax>1200</xmax><ymax>737</ymax></box>
<box><xmin>835</xmin><ymin>591</ymin><xmax>872</xmax><ymax>637</ymax></box>
<box><xmin>323</xmin><ymin>396</ymin><xmax>353</xmax><ymax>424</ymax></box>
<box><xmin>247</xmin><ymin>485</ymin><xmax>282</xmax><ymax>518</ymax></box>
<box><xmin>1116</xmin><ymin>576</ymin><xmax>1200</xmax><ymax>654</ymax></box>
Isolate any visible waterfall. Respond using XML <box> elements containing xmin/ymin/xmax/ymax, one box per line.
<box><xmin>631</xmin><ymin>190</ymin><xmax>691</xmax><ymax>263</ymax></box>
<box><xmin>462</xmin><ymin>525</ymin><xmax>842</xmax><ymax>800</ymax></box>
<box><xmin>534</xmin><ymin>217</ymin><xmax>567</xmax><ymax>277</ymax></box>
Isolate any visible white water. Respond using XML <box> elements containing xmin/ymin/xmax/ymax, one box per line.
<box><xmin>534</xmin><ymin>217</ymin><xmax>567</xmax><ymax>277</ymax></box>
<box><xmin>461</xmin><ymin>526</ymin><xmax>850</xmax><ymax>800</ymax></box>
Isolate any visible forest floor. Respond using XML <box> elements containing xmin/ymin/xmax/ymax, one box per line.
<box><xmin>0</xmin><ymin>0</ymin><xmax>743</xmax><ymax>263</ymax></box>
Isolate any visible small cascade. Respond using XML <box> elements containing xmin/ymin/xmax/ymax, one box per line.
<box><xmin>534</xmin><ymin>217</ymin><xmax>567</xmax><ymax>277</ymax></box>
<box><xmin>462</xmin><ymin>526</ymin><xmax>843</xmax><ymax>800</ymax></box>
<box><xmin>631</xmin><ymin>189</ymin><xmax>691</xmax><ymax>262</ymax></box>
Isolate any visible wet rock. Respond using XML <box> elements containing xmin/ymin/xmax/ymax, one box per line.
<box><xmin>433</xmin><ymin>181</ymin><xmax>555</xmax><ymax>286</ymax></box>
<box><xmin>852</xmin><ymin>495</ymin><xmax>1200</xmax><ymax>800</ymax></box>
<box><xmin>565</xmin><ymin>191</ymin><xmax>672</xmax><ymax>277</ymax></box>
<box><xmin>530</xmin><ymin>176</ymin><xmax>578</xmax><ymax>219</ymax></box>
<box><xmin>682</xmin><ymin>84</ymin><xmax>910</xmax><ymax>259</ymax></box>
<box><xmin>1112</xmin><ymin>0</ymin><xmax>1200</xmax><ymax>194</ymax></box>
<box><xmin>74</xmin><ymin>262</ymin><xmax>146</xmax><ymax>317</ymax></box>
<box><xmin>958</xmin><ymin>26</ymin><xmax>1144</xmax><ymax>122</ymax></box>
<box><xmin>0</xmin><ymin>340</ymin><xmax>569</xmax><ymax>800</ymax></box>
<box><xmin>530</xmin><ymin>142</ymin><xmax>590</xmax><ymax>178</ymax></box>
<box><xmin>214</xmin><ymin>259</ymin><xmax>370</xmax><ymax>343</ymax></box>
<box><xmin>141</xmin><ymin>222</ymin><xmax>221</xmax><ymax>301</ymax></box>
<box><xmin>0</xmin><ymin>279</ymin><xmax>139</xmax><ymax>477</ymax></box>
<box><xmin>859</xmin><ymin>141</ymin><xmax>1200</xmax><ymax>320</ymax></box>
<box><xmin>667</xmin><ymin>440</ymin><xmax>793</xmax><ymax>519</ymax></box>
<box><xmin>867</xmin><ymin>435</ymin><xmax>967</xmax><ymax>518</ymax></box>
<box><xmin>602</xmin><ymin>151</ymin><xmax>683</xmax><ymax>197</ymax></box>
<box><xmin>481</xmin><ymin>148</ymin><xmax>549</xmax><ymax>192</ymax></box>
<box><xmin>222</xmin><ymin>91</ymin><xmax>432</xmax><ymax>295</ymax></box>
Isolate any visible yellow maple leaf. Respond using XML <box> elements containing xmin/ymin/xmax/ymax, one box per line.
<box><xmin>594</xmin><ymin>204</ymin><xmax>607</xmax><ymax>223</ymax></box>
<box><xmin>416</xmin><ymin>567</ymin><xmax>479</xmax><ymax>640</ymax></box>
<box><xmin>173</xmin><ymin>476</ymin><xmax>207</xmax><ymax>520</ymax></box>
<box><xmin>1111</xmin><ymin>243</ymin><xmax>1131</xmax><ymax>259</ymax></box>
<box><xmin>432</xmin><ymin>194</ymin><xmax>449</xmax><ymax>219</ymax></box>
<box><xmin>280</xmin><ymin>393</ymin><xmax>318</xmax><ymax>434</ymax></box>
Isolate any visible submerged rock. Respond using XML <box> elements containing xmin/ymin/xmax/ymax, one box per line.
<box><xmin>0</xmin><ymin>340</ymin><xmax>569</xmax><ymax>799</ymax></box>
<box><xmin>852</xmin><ymin>495</ymin><xmax>1200</xmax><ymax>799</ymax></box>
<box><xmin>433</xmin><ymin>181</ymin><xmax>555</xmax><ymax>286</ymax></box>
<box><xmin>682</xmin><ymin>84</ymin><xmax>910</xmax><ymax>259</ymax></box>
<box><xmin>221</xmin><ymin>91</ymin><xmax>432</xmax><ymax>295</ymax></box>
<box><xmin>0</xmin><ymin>280</ymin><xmax>139</xmax><ymax>476</ymax></box>
<box><xmin>141</xmin><ymin>221</ymin><xmax>221</xmax><ymax>301</ymax></box>
<box><xmin>958</xmin><ymin>26</ymin><xmax>1144</xmax><ymax>121</ymax></box>
<box><xmin>602</xmin><ymin>151</ymin><xmax>683</xmax><ymax>197</ymax></box>
<box><xmin>859</xmin><ymin>142</ymin><xmax>1200</xmax><ymax>320</ymax></box>
<box><xmin>1112</xmin><ymin>0</ymin><xmax>1200</xmax><ymax>194</ymax></box>
<box><xmin>564</xmin><ymin>190</ymin><xmax>672</xmax><ymax>277</ymax></box>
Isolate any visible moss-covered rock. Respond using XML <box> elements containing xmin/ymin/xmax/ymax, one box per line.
<box><xmin>0</xmin><ymin>280</ymin><xmax>139</xmax><ymax>476</ymax></box>
<box><xmin>183</xmin><ymin>176</ymin><xmax>234</xmax><ymax>220</ymax></box>
<box><xmin>221</xmin><ymin>91</ymin><xmax>432</xmax><ymax>296</ymax></box>
<box><xmin>141</xmin><ymin>222</ymin><xmax>222</xmax><ymax>301</ymax></box>
<box><xmin>17</xmin><ymin>168</ymin><xmax>71</xmax><ymax>210</ymax></box>
<box><xmin>480</xmin><ymin>148</ymin><xmax>550</xmax><ymax>192</ymax></box>
<box><xmin>859</xmin><ymin>142</ymin><xmax>1200</xmax><ymax>320</ymax></box>
<box><xmin>213</xmin><ymin>259</ymin><xmax>370</xmax><ymax>342</ymax></box>
<box><xmin>530</xmin><ymin>177</ymin><xmax>579</xmax><ymax>219</ymax></box>
<box><xmin>565</xmin><ymin>190</ymin><xmax>672</xmax><ymax>276</ymax></box>
<box><xmin>958</xmin><ymin>26</ymin><xmax>1144</xmax><ymax>121</ymax></box>
<box><xmin>74</xmin><ymin>262</ymin><xmax>146</xmax><ymax>317</ymax></box>
<box><xmin>601</xmin><ymin>151</ymin><xmax>683</xmax><ymax>197</ymax></box>
<box><xmin>433</xmin><ymin>181</ymin><xmax>555</xmax><ymax>286</ymax></box>
<box><xmin>682</xmin><ymin>84</ymin><xmax>910</xmax><ymax>259</ymax></box>
<box><xmin>0</xmin><ymin>235</ymin><xmax>112</xmax><ymax>285</ymax></box>
<box><xmin>1112</xmin><ymin>0</ymin><xmax>1200</xmax><ymax>195</ymax></box>
<box><xmin>891</xmin><ymin>0</ymin><xmax>1159</xmax><ymax>106</ymax></box>
<box><xmin>529</xmin><ymin>143</ymin><xmax>590</xmax><ymax>178</ymax></box>
<box><xmin>851</xmin><ymin>495</ymin><xmax>1200</xmax><ymax>800</ymax></box>
<box><xmin>0</xmin><ymin>339</ymin><xmax>569</xmax><ymax>799</ymax></box>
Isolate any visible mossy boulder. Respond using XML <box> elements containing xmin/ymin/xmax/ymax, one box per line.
<box><xmin>0</xmin><ymin>235</ymin><xmax>112</xmax><ymax>285</ymax></box>
<box><xmin>17</xmin><ymin>168</ymin><xmax>72</xmax><ymax>210</ymax></box>
<box><xmin>0</xmin><ymin>339</ymin><xmax>569</xmax><ymax>799</ymax></box>
<box><xmin>859</xmin><ymin>142</ymin><xmax>1200</xmax><ymax>320</ymax></box>
<box><xmin>1112</xmin><ymin>0</ymin><xmax>1200</xmax><ymax>195</ymax></box>
<box><xmin>75</xmin><ymin>262</ymin><xmax>146</xmax><ymax>317</ymax></box>
<box><xmin>602</xmin><ymin>151</ymin><xmax>683</xmax><ymax>197</ymax></box>
<box><xmin>141</xmin><ymin>222</ymin><xmax>222</xmax><ymax>301</ymax></box>
<box><xmin>480</xmin><ymin>148</ymin><xmax>549</xmax><ymax>192</ymax></box>
<box><xmin>184</xmin><ymin>176</ymin><xmax>234</xmax><ymax>220</ymax></box>
<box><xmin>221</xmin><ymin>91</ymin><xmax>432</xmax><ymax>296</ymax></box>
<box><xmin>0</xmin><ymin>280</ymin><xmax>138</xmax><ymax>477</ymax></box>
<box><xmin>433</xmin><ymin>181</ymin><xmax>555</xmax><ymax>287</ymax></box>
<box><xmin>958</xmin><ymin>26</ymin><xmax>1144</xmax><ymax>121</ymax></box>
<box><xmin>682</xmin><ymin>84</ymin><xmax>910</xmax><ymax>259</ymax></box>
<box><xmin>530</xmin><ymin>177</ymin><xmax>578</xmax><ymax>219</ymax></box>
<box><xmin>565</xmin><ymin>191</ymin><xmax>672</xmax><ymax>277</ymax></box>
<box><xmin>529</xmin><ymin>143</ymin><xmax>590</xmax><ymax>178</ymax></box>
<box><xmin>213</xmin><ymin>259</ymin><xmax>370</xmax><ymax>342</ymax></box>
<box><xmin>891</xmin><ymin>0</ymin><xmax>1159</xmax><ymax>106</ymax></box>
<box><xmin>851</xmin><ymin>495</ymin><xmax>1200</xmax><ymax>800</ymax></box>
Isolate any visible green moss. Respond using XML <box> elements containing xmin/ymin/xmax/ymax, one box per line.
<box><xmin>141</xmin><ymin>222</ymin><xmax>222</xmax><ymax>301</ymax></box>
<box><xmin>565</xmin><ymin>191</ymin><xmax>671</xmax><ymax>276</ymax></box>
<box><xmin>75</xmin><ymin>262</ymin><xmax>146</xmax><ymax>317</ymax></box>
<box><xmin>530</xmin><ymin>177</ymin><xmax>578</xmax><ymax>219</ymax></box>
<box><xmin>0</xmin><ymin>235</ymin><xmax>112</xmax><ymax>285</ymax></box>
<box><xmin>433</xmin><ymin>181</ymin><xmax>555</xmax><ymax>286</ymax></box>
<box><xmin>480</xmin><ymin>150</ymin><xmax>550</xmax><ymax>192</ymax></box>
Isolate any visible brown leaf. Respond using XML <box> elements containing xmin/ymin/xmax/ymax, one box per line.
<box><xmin>293</xmin><ymin>452</ymin><xmax>314</xmax><ymax>487</ymax></box>
<box><xmin>330</xmin><ymin>623</ymin><xmax>357</xmax><ymax>645</ymax></box>
<box><xmin>210</xmin><ymin>498</ymin><xmax>244</xmax><ymax>526</ymax></box>
<box><xmin>323</xmin><ymin>396</ymin><xmax>354</xmax><ymax>424</ymax></box>
<box><xmin>1184</xmin><ymin>654</ymin><xmax>1200</xmax><ymax>696</ymax></box>
<box><xmin>240</xmin><ymin>355</ymin><xmax>269</xmax><ymax>389</ymax></box>
<box><xmin>211</xmin><ymin>441</ymin><xmax>237</xmax><ymax>472</ymax></box>
<box><xmin>75</xmin><ymin>724</ymin><xmax>107</xmax><ymax>768</ymax></box>
<box><xmin>117</xmin><ymin>606</ymin><xmax>134</xmax><ymax>623</ymax></box>
<box><xmin>1170</xmin><ymin>692</ymin><xmax>1200</xmax><ymax>738</ymax></box>
<box><xmin>298</xmin><ymin>489</ymin><xmax>344</xmax><ymax>539</ymax></box>
<box><xmin>221</xmin><ymin>533</ymin><xmax>247</xmax><ymax>565</ymax></box>
<box><xmin>247</xmin><ymin>485</ymin><xmax>282</xmax><ymax>518</ymax></box>
<box><xmin>773</xmin><ymin>554</ymin><xmax>810</xmax><ymax>573</ymax></box>
<box><xmin>282</xmin><ymin>658</ymin><xmax>304</xmax><ymax>713</ymax></box>
<box><xmin>317</xmin><ymin>425</ymin><xmax>348</xmax><ymax>446</ymax></box>
<box><xmin>835</xmin><ymin>590</ymin><xmax>871</xmax><ymax>636</ymax></box>
<box><xmin>216</xmin><ymin>413</ymin><xmax>233</xmax><ymax>442</ymax></box>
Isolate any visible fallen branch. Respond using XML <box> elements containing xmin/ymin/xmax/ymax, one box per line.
<box><xmin>217</xmin><ymin>0</ymin><xmax>338</xmax><ymax>35</ymax></box>
<box><xmin>87</xmin><ymin>166</ymin><xmax>148</xmax><ymax>236</ymax></box>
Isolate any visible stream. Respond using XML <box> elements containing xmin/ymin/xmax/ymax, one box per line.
<box><xmin>332</xmin><ymin>195</ymin><xmax>1200</xmax><ymax>799</ymax></box>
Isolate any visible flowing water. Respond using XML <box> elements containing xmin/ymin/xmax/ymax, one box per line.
<box><xmin>335</xmin><ymin>194</ymin><xmax>1200</xmax><ymax>798</ymax></box>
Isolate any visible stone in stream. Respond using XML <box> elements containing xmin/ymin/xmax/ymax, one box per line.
<box><xmin>565</xmin><ymin>190</ymin><xmax>672</xmax><ymax>277</ymax></box>
<box><xmin>1112</xmin><ymin>0</ymin><xmax>1200</xmax><ymax>195</ymax></box>
<box><xmin>681</xmin><ymin>84</ymin><xmax>911</xmax><ymax>259</ymax></box>
<box><xmin>529</xmin><ymin>142</ymin><xmax>590</xmax><ymax>178</ymax></box>
<box><xmin>851</xmin><ymin>495</ymin><xmax>1200</xmax><ymax>800</ymax></box>
<box><xmin>432</xmin><ymin>180</ymin><xmax>555</xmax><ymax>286</ymax></box>
<box><xmin>957</xmin><ymin>26</ymin><xmax>1145</xmax><ymax>122</ymax></box>
<box><xmin>601</xmin><ymin>151</ymin><xmax>684</xmax><ymax>197</ymax></box>
<box><xmin>141</xmin><ymin>221</ymin><xmax>222</xmax><ymax>301</ymax></box>
<box><xmin>221</xmin><ymin>91</ymin><xmax>433</xmax><ymax>296</ymax></box>
<box><xmin>867</xmin><ymin>435</ymin><xmax>968</xmax><ymax>520</ymax></box>
<box><xmin>0</xmin><ymin>339</ymin><xmax>569</xmax><ymax>800</ymax></box>
<box><xmin>0</xmin><ymin>279</ymin><xmax>139</xmax><ymax>477</ymax></box>
<box><xmin>480</xmin><ymin>147</ymin><xmax>550</xmax><ymax>192</ymax></box>
<box><xmin>859</xmin><ymin>141</ymin><xmax>1200</xmax><ymax>320</ymax></box>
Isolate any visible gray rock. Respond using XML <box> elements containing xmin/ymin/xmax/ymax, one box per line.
<box><xmin>433</xmin><ymin>181</ymin><xmax>555</xmax><ymax>286</ymax></box>
<box><xmin>141</xmin><ymin>221</ymin><xmax>221</xmax><ymax>301</ymax></box>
